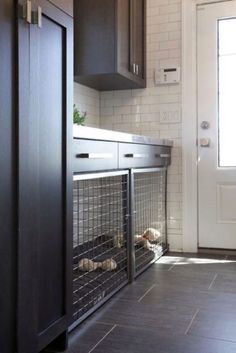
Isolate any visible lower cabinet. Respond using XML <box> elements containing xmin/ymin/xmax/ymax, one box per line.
<box><xmin>70</xmin><ymin>138</ymin><xmax>171</xmax><ymax>330</ymax></box>
<box><xmin>71</xmin><ymin>171</ymin><xmax>130</xmax><ymax>329</ymax></box>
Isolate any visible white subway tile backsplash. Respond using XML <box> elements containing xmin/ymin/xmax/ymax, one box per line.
<box><xmin>114</xmin><ymin>90</ymin><xmax>132</xmax><ymax>98</ymax></box>
<box><xmin>149</xmin><ymin>32</ymin><xmax>169</xmax><ymax>42</ymax></box>
<box><xmin>159</xmin><ymin>4</ymin><xmax>181</xmax><ymax>15</ymax></box>
<box><xmin>100</xmin><ymin>107</ymin><xmax>114</xmax><ymax>116</ymax></box>
<box><xmin>168</xmin><ymin>12</ymin><xmax>181</xmax><ymax>22</ymax></box>
<box><xmin>169</xmin><ymin>30</ymin><xmax>181</xmax><ymax>40</ymax></box>
<box><xmin>167</xmin><ymin>234</ymin><xmax>183</xmax><ymax>251</ymax></box>
<box><xmin>74</xmin><ymin>82</ymin><xmax>100</xmax><ymax>127</ymax></box>
<box><xmin>159</xmin><ymin>39</ymin><xmax>180</xmax><ymax>50</ymax></box>
<box><xmin>114</xmin><ymin>105</ymin><xmax>132</xmax><ymax>115</ymax></box>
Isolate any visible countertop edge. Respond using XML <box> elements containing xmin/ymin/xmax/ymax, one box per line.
<box><xmin>73</xmin><ymin>126</ymin><xmax>173</xmax><ymax>147</ymax></box>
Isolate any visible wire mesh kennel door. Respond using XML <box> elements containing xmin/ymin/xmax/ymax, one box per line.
<box><xmin>131</xmin><ymin>167</ymin><xmax>167</xmax><ymax>276</ymax></box>
<box><xmin>71</xmin><ymin>170</ymin><xmax>129</xmax><ymax>329</ymax></box>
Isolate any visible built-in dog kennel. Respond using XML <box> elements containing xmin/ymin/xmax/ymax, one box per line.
<box><xmin>71</xmin><ymin>127</ymin><xmax>172</xmax><ymax>330</ymax></box>
<box><xmin>131</xmin><ymin>168</ymin><xmax>167</xmax><ymax>276</ymax></box>
<box><xmin>71</xmin><ymin>171</ymin><xmax>130</xmax><ymax>328</ymax></box>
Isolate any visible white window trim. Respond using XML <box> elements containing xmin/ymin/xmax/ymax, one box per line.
<box><xmin>182</xmin><ymin>0</ymin><xmax>232</xmax><ymax>252</ymax></box>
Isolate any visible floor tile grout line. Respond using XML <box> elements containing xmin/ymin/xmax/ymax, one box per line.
<box><xmin>184</xmin><ymin>308</ymin><xmax>200</xmax><ymax>335</ymax></box>
<box><xmin>188</xmin><ymin>332</ymin><xmax>236</xmax><ymax>344</ymax></box>
<box><xmin>138</xmin><ymin>284</ymin><xmax>156</xmax><ymax>303</ymax></box>
<box><xmin>208</xmin><ymin>273</ymin><xmax>218</xmax><ymax>290</ymax></box>
<box><xmin>167</xmin><ymin>264</ymin><xmax>176</xmax><ymax>271</ymax></box>
<box><xmin>88</xmin><ymin>324</ymin><xmax>117</xmax><ymax>353</ymax></box>
<box><xmin>97</xmin><ymin>322</ymin><xmax>146</xmax><ymax>331</ymax></box>
<box><xmin>96</xmin><ymin>320</ymin><xmax>115</xmax><ymax>326</ymax></box>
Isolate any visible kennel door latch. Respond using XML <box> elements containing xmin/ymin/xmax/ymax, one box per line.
<box><xmin>77</xmin><ymin>153</ymin><xmax>113</xmax><ymax>159</ymax></box>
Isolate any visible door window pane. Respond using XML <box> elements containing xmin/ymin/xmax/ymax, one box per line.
<box><xmin>218</xmin><ymin>19</ymin><xmax>236</xmax><ymax>167</ymax></box>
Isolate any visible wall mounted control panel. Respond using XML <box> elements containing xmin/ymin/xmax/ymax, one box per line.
<box><xmin>155</xmin><ymin>66</ymin><xmax>180</xmax><ymax>85</ymax></box>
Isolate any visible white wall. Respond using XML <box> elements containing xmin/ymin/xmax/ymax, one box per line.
<box><xmin>73</xmin><ymin>0</ymin><xmax>183</xmax><ymax>251</ymax></box>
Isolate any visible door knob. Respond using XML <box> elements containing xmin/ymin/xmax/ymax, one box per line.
<box><xmin>201</xmin><ymin>121</ymin><xmax>210</xmax><ymax>129</ymax></box>
<box><xmin>200</xmin><ymin>138</ymin><xmax>211</xmax><ymax>147</ymax></box>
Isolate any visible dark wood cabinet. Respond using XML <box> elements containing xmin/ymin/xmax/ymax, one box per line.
<box><xmin>17</xmin><ymin>1</ymin><xmax>73</xmax><ymax>352</ymax></box>
<box><xmin>0</xmin><ymin>1</ymin><xmax>17</xmax><ymax>353</ymax></box>
<box><xmin>0</xmin><ymin>1</ymin><xmax>73</xmax><ymax>352</ymax></box>
<box><xmin>74</xmin><ymin>0</ymin><xmax>146</xmax><ymax>91</ymax></box>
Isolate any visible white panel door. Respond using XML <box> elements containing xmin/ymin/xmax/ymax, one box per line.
<box><xmin>198</xmin><ymin>1</ymin><xmax>236</xmax><ymax>249</ymax></box>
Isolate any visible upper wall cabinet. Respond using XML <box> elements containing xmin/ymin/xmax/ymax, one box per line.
<box><xmin>74</xmin><ymin>0</ymin><xmax>146</xmax><ymax>91</ymax></box>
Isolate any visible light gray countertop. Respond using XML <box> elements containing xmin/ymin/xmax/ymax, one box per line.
<box><xmin>73</xmin><ymin>126</ymin><xmax>173</xmax><ymax>147</ymax></box>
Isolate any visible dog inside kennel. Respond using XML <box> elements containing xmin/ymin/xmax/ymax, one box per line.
<box><xmin>72</xmin><ymin>171</ymin><xmax>129</xmax><ymax>327</ymax></box>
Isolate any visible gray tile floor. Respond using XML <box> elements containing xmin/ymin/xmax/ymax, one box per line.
<box><xmin>66</xmin><ymin>253</ymin><xmax>236</xmax><ymax>353</ymax></box>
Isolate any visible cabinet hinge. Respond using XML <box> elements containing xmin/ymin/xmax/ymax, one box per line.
<box><xmin>19</xmin><ymin>1</ymin><xmax>42</xmax><ymax>28</ymax></box>
<box><xmin>19</xmin><ymin>0</ymin><xmax>32</xmax><ymax>24</ymax></box>
<box><xmin>32</xmin><ymin>7</ymin><xmax>42</xmax><ymax>28</ymax></box>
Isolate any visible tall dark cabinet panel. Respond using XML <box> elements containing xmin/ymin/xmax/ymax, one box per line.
<box><xmin>74</xmin><ymin>0</ymin><xmax>146</xmax><ymax>90</ymax></box>
<box><xmin>0</xmin><ymin>1</ymin><xmax>16</xmax><ymax>353</ymax></box>
<box><xmin>17</xmin><ymin>1</ymin><xmax>73</xmax><ymax>352</ymax></box>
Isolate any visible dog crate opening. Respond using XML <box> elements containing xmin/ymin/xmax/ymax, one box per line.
<box><xmin>133</xmin><ymin>168</ymin><xmax>167</xmax><ymax>274</ymax></box>
<box><xmin>72</xmin><ymin>172</ymin><xmax>129</xmax><ymax>326</ymax></box>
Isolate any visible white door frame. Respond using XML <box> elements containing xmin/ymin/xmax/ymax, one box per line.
<box><xmin>181</xmin><ymin>0</ymin><xmax>233</xmax><ymax>252</ymax></box>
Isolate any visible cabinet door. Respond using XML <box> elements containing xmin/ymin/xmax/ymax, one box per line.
<box><xmin>130</xmin><ymin>0</ymin><xmax>145</xmax><ymax>79</ymax></box>
<box><xmin>17</xmin><ymin>1</ymin><xmax>73</xmax><ymax>352</ymax></box>
<box><xmin>0</xmin><ymin>1</ymin><xmax>16</xmax><ymax>353</ymax></box>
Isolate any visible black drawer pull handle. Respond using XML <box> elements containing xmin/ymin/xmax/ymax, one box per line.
<box><xmin>155</xmin><ymin>153</ymin><xmax>170</xmax><ymax>158</ymax></box>
<box><xmin>124</xmin><ymin>153</ymin><xmax>148</xmax><ymax>159</ymax></box>
<box><xmin>77</xmin><ymin>153</ymin><xmax>113</xmax><ymax>159</ymax></box>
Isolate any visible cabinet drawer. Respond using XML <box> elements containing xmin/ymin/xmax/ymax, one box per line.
<box><xmin>118</xmin><ymin>143</ymin><xmax>171</xmax><ymax>169</ymax></box>
<box><xmin>73</xmin><ymin>139</ymin><xmax>118</xmax><ymax>173</ymax></box>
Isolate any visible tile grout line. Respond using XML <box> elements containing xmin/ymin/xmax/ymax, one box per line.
<box><xmin>96</xmin><ymin>320</ymin><xmax>116</xmax><ymax>326</ymax></box>
<box><xmin>188</xmin><ymin>332</ymin><xmax>236</xmax><ymax>344</ymax></box>
<box><xmin>185</xmin><ymin>308</ymin><xmax>200</xmax><ymax>335</ymax></box>
<box><xmin>208</xmin><ymin>273</ymin><xmax>218</xmax><ymax>290</ymax></box>
<box><xmin>167</xmin><ymin>264</ymin><xmax>175</xmax><ymax>271</ymax></box>
<box><xmin>88</xmin><ymin>324</ymin><xmax>117</xmax><ymax>353</ymax></box>
<box><xmin>138</xmin><ymin>284</ymin><xmax>156</xmax><ymax>303</ymax></box>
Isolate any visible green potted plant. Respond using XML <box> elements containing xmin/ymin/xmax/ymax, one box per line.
<box><xmin>73</xmin><ymin>104</ymin><xmax>87</xmax><ymax>126</ymax></box>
